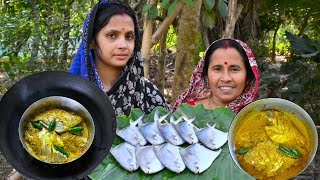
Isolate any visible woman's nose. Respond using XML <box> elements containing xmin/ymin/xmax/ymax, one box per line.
<box><xmin>221</xmin><ymin>70</ymin><xmax>232</xmax><ymax>81</ymax></box>
<box><xmin>118</xmin><ymin>37</ymin><xmax>128</xmax><ymax>49</ymax></box>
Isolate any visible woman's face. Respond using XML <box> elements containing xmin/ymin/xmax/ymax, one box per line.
<box><xmin>207</xmin><ymin>47</ymin><xmax>247</xmax><ymax>106</ymax></box>
<box><xmin>92</xmin><ymin>14</ymin><xmax>135</xmax><ymax>70</ymax></box>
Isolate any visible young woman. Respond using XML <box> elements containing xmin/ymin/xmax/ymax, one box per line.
<box><xmin>172</xmin><ymin>38</ymin><xmax>259</xmax><ymax>113</ymax></box>
<box><xmin>69</xmin><ymin>0</ymin><xmax>168</xmax><ymax>116</ymax></box>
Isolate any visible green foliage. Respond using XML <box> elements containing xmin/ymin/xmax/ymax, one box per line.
<box><xmin>201</xmin><ymin>10</ymin><xmax>216</xmax><ymax>29</ymax></box>
<box><xmin>258</xmin><ymin>33</ymin><xmax>320</xmax><ymax>125</ymax></box>
<box><xmin>0</xmin><ymin>0</ymin><xmax>92</xmax><ymax>86</ymax></box>
<box><xmin>167</xmin><ymin>0</ymin><xmax>177</xmax><ymax>17</ymax></box>
<box><xmin>142</xmin><ymin>4</ymin><xmax>158</xmax><ymax>20</ymax></box>
<box><xmin>201</xmin><ymin>0</ymin><xmax>227</xmax><ymax>29</ymax></box>
<box><xmin>89</xmin><ymin>104</ymin><xmax>254</xmax><ymax>180</ymax></box>
<box><xmin>152</xmin><ymin>25</ymin><xmax>177</xmax><ymax>52</ymax></box>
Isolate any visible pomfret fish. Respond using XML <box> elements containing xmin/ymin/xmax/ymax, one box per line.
<box><xmin>157</xmin><ymin>115</ymin><xmax>185</xmax><ymax>145</ymax></box>
<box><xmin>110</xmin><ymin>142</ymin><xmax>139</xmax><ymax>172</ymax></box>
<box><xmin>195</xmin><ymin>123</ymin><xmax>228</xmax><ymax>150</ymax></box>
<box><xmin>138</xmin><ymin>110</ymin><xmax>169</xmax><ymax>145</ymax></box>
<box><xmin>136</xmin><ymin>145</ymin><xmax>164</xmax><ymax>174</ymax></box>
<box><xmin>180</xmin><ymin>143</ymin><xmax>221</xmax><ymax>174</ymax></box>
<box><xmin>172</xmin><ymin>116</ymin><xmax>198</xmax><ymax>144</ymax></box>
<box><xmin>154</xmin><ymin>143</ymin><xmax>186</xmax><ymax>173</ymax></box>
<box><xmin>116</xmin><ymin>114</ymin><xmax>147</xmax><ymax>146</ymax></box>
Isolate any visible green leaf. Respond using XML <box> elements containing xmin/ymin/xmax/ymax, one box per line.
<box><xmin>89</xmin><ymin>104</ymin><xmax>254</xmax><ymax>180</ymax></box>
<box><xmin>181</xmin><ymin>0</ymin><xmax>193</xmax><ymax>7</ymax></box>
<box><xmin>201</xmin><ymin>10</ymin><xmax>216</xmax><ymax>29</ymax></box>
<box><xmin>149</xmin><ymin>5</ymin><xmax>158</xmax><ymax>20</ymax></box>
<box><xmin>218</xmin><ymin>0</ymin><xmax>228</xmax><ymax>19</ymax></box>
<box><xmin>161</xmin><ymin>0</ymin><xmax>171</xmax><ymax>10</ymax></box>
<box><xmin>167</xmin><ymin>0</ymin><xmax>177</xmax><ymax>17</ymax></box>
<box><xmin>142</xmin><ymin>4</ymin><xmax>154</xmax><ymax>15</ymax></box>
<box><xmin>204</xmin><ymin>0</ymin><xmax>215</xmax><ymax>10</ymax></box>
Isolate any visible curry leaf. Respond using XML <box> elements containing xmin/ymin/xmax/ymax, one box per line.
<box><xmin>89</xmin><ymin>104</ymin><xmax>254</xmax><ymax>180</ymax></box>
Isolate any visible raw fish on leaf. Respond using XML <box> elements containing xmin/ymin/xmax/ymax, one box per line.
<box><xmin>172</xmin><ymin>115</ymin><xmax>198</xmax><ymax>144</ymax></box>
<box><xmin>195</xmin><ymin>123</ymin><xmax>228</xmax><ymax>150</ymax></box>
<box><xmin>138</xmin><ymin>110</ymin><xmax>169</xmax><ymax>145</ymax></box>
<box><xmin>136</xmin><ymin>145</ymin><xmax>164</xmax><ymax>174</ymax></box>
<box><xmin>116</xmin><ymin>114</ymin><xmax>147</xmax><ymax>146</ymax></box>
<box><xmin>157</xmin><ymin>115</ymin><xmax>185</xmax><ymax>145</ymax></box>
<box><xmin>154</xmin><ymin>143</ymin><xmax>186</xmax><ymax>173</ymax></box>
<box><xmin>180</xmin><ymin>143</ymin><xmax>221</xmax><ymax>174</ymax></box>
<box><xmin>110</xmin><ymin>142</ymin><xmax>139</xmax><ymax>172</ymax></box>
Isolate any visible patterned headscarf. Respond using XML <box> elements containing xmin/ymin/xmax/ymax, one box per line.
<box><xmin>172</xmin><ymin>38</ymin><xmax>259</xmax><ymax>113</ymax></box>
<box><xmin>69</xmin><ymin>1</ymin><xmax>168</xmax><ymax>116</ymax></box>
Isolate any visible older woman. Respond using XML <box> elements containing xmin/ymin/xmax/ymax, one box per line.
<box><xmin>172</xmin><ymin>38</ymin><xmax>259</xmax><ymax>113</ymax></box>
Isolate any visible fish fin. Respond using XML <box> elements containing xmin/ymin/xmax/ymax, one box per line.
<box><xmin>116</xmin><ymin>128</ymin><xmax>121</xmax><ymax>135</ymax></box>
<box><xmin>171</xmin><ymin>116</ymin><xmax>183</xmax><ymax>125</ymax></box>
<box><xmin>182</xmin><ymin>115</ymin><xmax>196</xmax><ymax>124</ymax></box>
<box><xmin>193</xmin><ymin>126</ymin><xmax>200</xmax><ymax>132</ymax></box>
<box><xmin>134</xmin><ymin>113</ymin><xmax>145</xmax><ymax>126</ymax></box>
<box><xmin>154</xmin><ymin>109</ymin><xmax>160</xmax><ymax>121</ymax></box>
<box><xmin>207</xmin><ymin>122</ymin><xmax>216</xmax><ymax>128</ymax></box>
<box><xmin>157</xmin><ymin>112</ymin><xmax>170</xmax><ymax>123</ymax></box>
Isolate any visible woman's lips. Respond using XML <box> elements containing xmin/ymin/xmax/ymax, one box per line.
<box><xmin>114</xmin><ymin>54</ymin><xmax>128</xmax><ymax>60</ymax></box>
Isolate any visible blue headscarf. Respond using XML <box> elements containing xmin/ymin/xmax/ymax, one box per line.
<box><xmin>69</xmin><ymin>1</ymin><xmax>168</xmax><ymax>116</ymax></box>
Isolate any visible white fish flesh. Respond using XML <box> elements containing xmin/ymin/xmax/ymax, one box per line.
<box><xmin>195</xmin><ymin>123</ymin><xmax>228</xmax><ymax>150</ymax></box>
<box><xmin>110</xmin><ymin>142</ymin><xmax>139</xmax><ymax>172</ymax></box>
<box><xmin>154</xmin><ymin>143</ymin><xmax>186</xmax><ymax>173</ymax></box>
<box><xmin>136</xmin><ymin>145</ymin><xmax>164</xmax><ymax>174</ymax></box>
<box><xmin>116</xmin><ymin>115</ymin><xmax>147</xmax><ymax>146</ymax></box>
<box><xmin>157</xmin><ymin>115</ymin><xmax>185</xmax><ymax>145</ymax></box>
<box><xmin>180</xmin><ymin>143</ymin><xmax>221</xmax><ymax>174</ymax></box>
<box><xmin>172</xmin><ymin>116</ymin><xmax>198</xmax><ymax>144</ymax></box>
<box><xmin>138</xmin><ymin>110</ymin><xmax>169</xmax><ymax>145</ymax></box>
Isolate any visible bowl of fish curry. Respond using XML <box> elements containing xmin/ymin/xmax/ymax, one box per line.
<box><xmin>228</xmin><ymin>98</ymin><xmax>318</xmax><ymax>180</ymax></box>
<box><xmin>18</xmin><ymin>96</ymin><xmax>95</xmax><ymax>164</ymax></box>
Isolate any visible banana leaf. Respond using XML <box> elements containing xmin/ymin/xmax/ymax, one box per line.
<box><xmin>89</xmin><ymin>103</ymin><xmax>254</xmax><ymax>180</ymax></box>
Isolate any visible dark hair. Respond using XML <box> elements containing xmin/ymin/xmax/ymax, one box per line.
<box><xmin>91</xmin><ymin>1</ymin><xmax>140</xmax><ymax>53</ymax></box>
<box><xmin>202</xmin><ymin>39</ymin><xmax>254</xmax><ymax>85</ymax></box>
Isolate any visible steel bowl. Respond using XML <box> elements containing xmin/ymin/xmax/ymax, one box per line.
<box><xmin>228</xmin><ymin>98</ymin><xmax>318</xmax><ymax>179</ymax></box>
<box><xmin>19</xmin><ymin>96</ymin><xmax>95</xmax><ymax>164</ymax></box>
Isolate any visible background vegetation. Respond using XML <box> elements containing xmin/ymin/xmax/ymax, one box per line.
<box><xmin>0</xmin><ymin>0</ymin><xmax>319</xmax><ymax>125</ymax></box>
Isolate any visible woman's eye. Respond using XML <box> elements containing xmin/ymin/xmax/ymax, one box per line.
<box><xmin>212</xmin><ymin>67</ymin><xmax>222</xmax><ymax>71</ymax></box>
<box><xmin>107</xmin><ymin>33</ymin><xmax>117</xmax><ymax>39</ymax></box>
<box><xmin>231</xmin><ymin>67</ymin><xmax>240</xmax><ymax>72</ymax></box>
<box><xmin>126</xmin><ymin>34</ymin><xmax>135</xmax><ymax>40</ymax></box>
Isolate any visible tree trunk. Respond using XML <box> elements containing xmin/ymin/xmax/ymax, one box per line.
<box><xmin>172</xmin><ymin>0</ymin><xmax>202</xmax><ymax>99</ymax></box>
<box><xmin>141</xmin><ymin>0</ymin><xmax>155</xmax><ymax>78</ymax></box>
<box><xmin>156</xmin><ymin>23</ymin><xmax>168</xmax><ymax>93</ymax></box>
<box><xmin>29</xmin><ymin>0</ymin><xmax>41</xmax><ymax>58</ymax></box>
<box><xmin>271</xmin><ymin>25</ymin><xmax>280</xmax><ymax>62</ymax></box>
<box><xmin>223</xmin><ymin>0</ymin><xmax>243</xmax><ymax>38</ymax></box>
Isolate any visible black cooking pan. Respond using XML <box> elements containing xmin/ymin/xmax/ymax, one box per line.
<box><xmin>0</xmin><ymin>71</ymin><xmax>116</xmax><ymax>179</ymax></box>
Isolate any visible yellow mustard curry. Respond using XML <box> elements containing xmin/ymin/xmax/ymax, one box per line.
<box><xmin>24</xmin><ymin>108</ymin><xmax>90</xmax><ymax>164</ymax></box>
<box><xmin>234</xmin><ymin>107</ymin><xmax>311</xmax><ymax>180</ymax></box>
